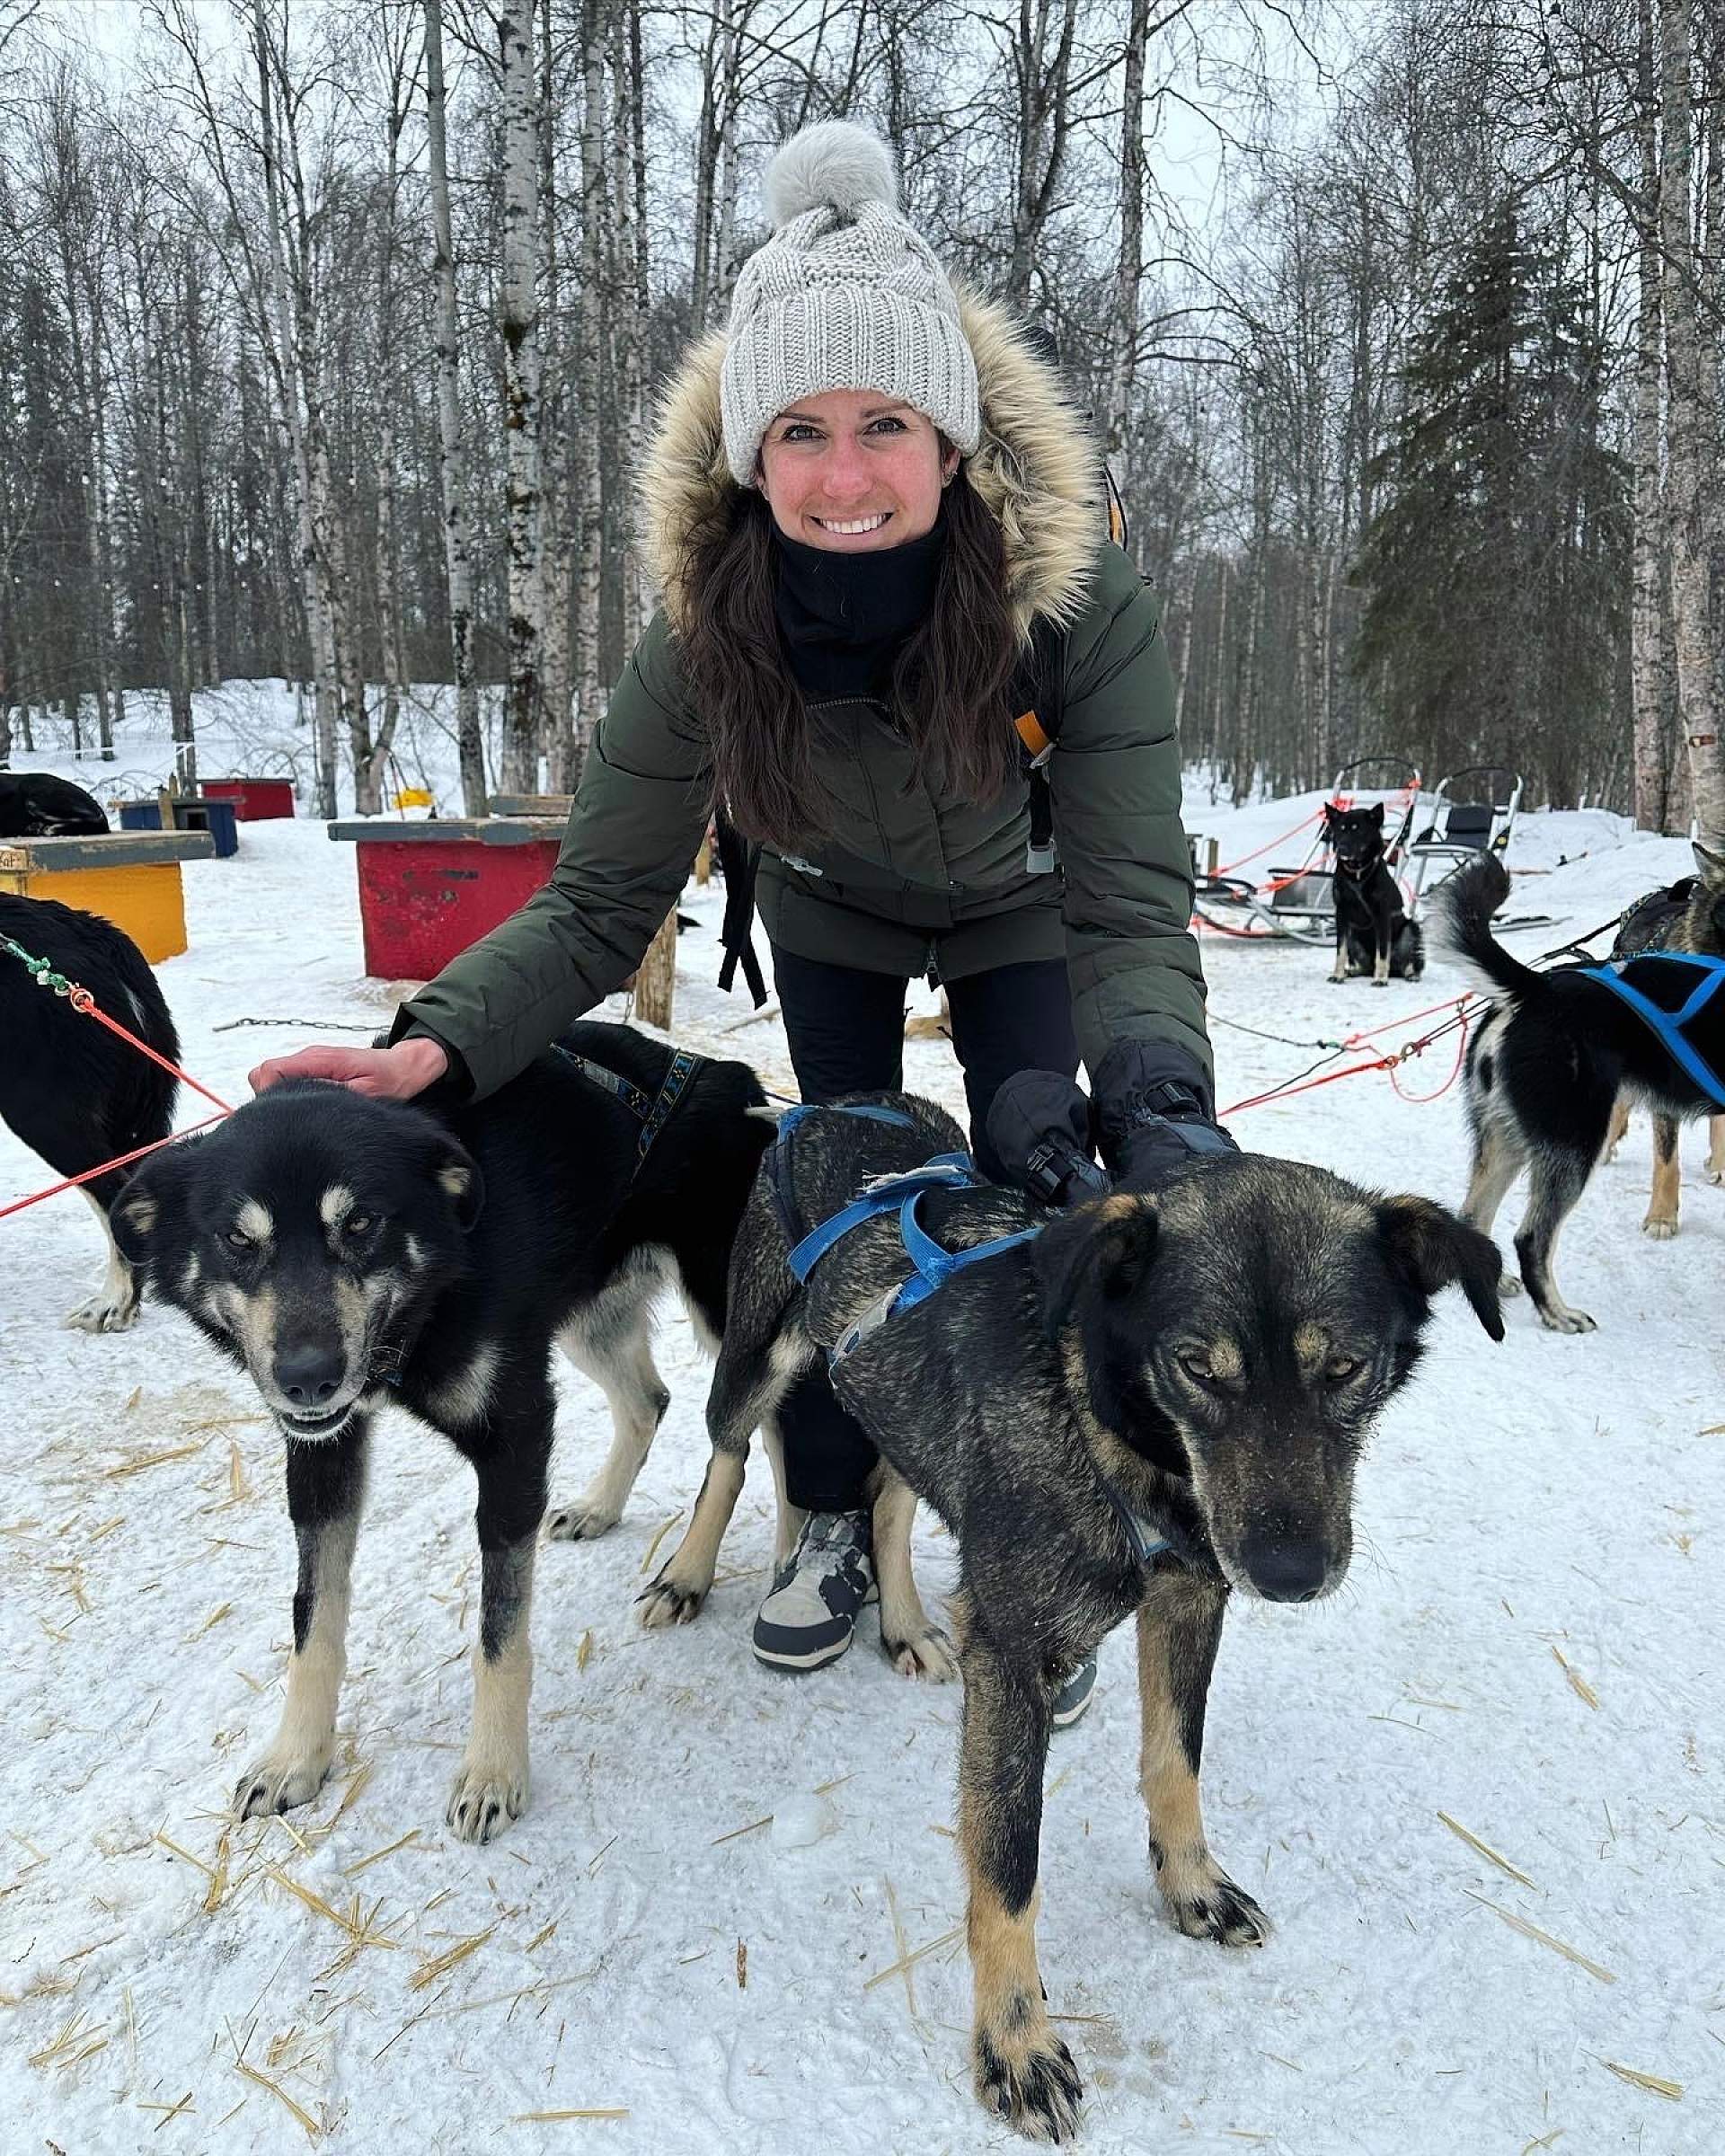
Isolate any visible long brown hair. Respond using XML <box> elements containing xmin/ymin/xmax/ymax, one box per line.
<box><xmin>672</xmin><ymin>464</ymin><xmax>1022</xmax><ymax>847</ymax></box>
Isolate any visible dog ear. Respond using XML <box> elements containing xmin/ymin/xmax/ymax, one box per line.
<box><xmin>1321</xmin><ymin>802</ymin><xmax>1339</xmax><ymax>829</ymax></box>
<box><xmin>1369</xmin><ymin>801</ymin><xmax>1384</xmax><ymax>826</ymax></box>
<box><xmin>1376</xmin><ymin>1194</ymin><xmax>1504</xmax><ymax>1340</ymax></box>
<box><xmin>429</xmin><ymin>1136</ymin><xmax>485</xmax><ymax>1232</ymax></box>
<box><xmin>1692</xmin><ymin>839</ymin><xmax>1725</xmax><ymax>887</ymax></box>
<box><xmin>1031</xmin><ymin>1192</ymin><xmax>1159</xmax><ymax>1334</ymax></box>
<box><xmin>111</xmin><ymin>1137</ymin><xmax>201</xmax><ymax>1264</ymax></box>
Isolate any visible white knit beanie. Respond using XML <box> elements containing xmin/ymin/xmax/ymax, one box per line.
<box><xmin>720</xmin><ymin>120</ymin><xmax>982</xmax><ymax>484</ymax></box>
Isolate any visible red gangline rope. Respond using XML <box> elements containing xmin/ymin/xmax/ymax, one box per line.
<box><xmin>0</xmin><ymin>935</ymin><xmax>236</xmax><ymax>1223</ymax></box>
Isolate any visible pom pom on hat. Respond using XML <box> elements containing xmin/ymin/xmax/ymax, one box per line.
<box><xmin>763</xmin><ymin>120</ymin><xmax>898</xmax><ymax>227</ymax></box>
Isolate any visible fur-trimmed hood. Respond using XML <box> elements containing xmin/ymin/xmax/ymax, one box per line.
<box><xmin>639</xmin><ymin>289</ymin><xmax>1104</xmax><ymax>644</ymax></box>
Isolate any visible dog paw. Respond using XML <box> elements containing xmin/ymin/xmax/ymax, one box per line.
<box><xmin>975</xmin><ymin>2020</ymin><xmax>1084</xmax><ymax>2144</ymax></box>
<box><xmin>234</xmin><ymin>1749</ymin><xmax>331</xmax><ymax>1821</ymax></box>
<box><xmin>1706</xmin><ymin>1164</ymin><xmax>1725</xmax><ymax>1186</ymax></box>
<box><xmin>447</xmin><ymin>1757</ymin><xmax>527</xmax><ymax>1843</ymax></box>
<box><xmin>1538</xmin><ymin>1304</ymin><xmax>1597</xmax><ymax>1334</ymax></box>
<box><xmin>1497</xmin><ymin>1273</ymin><xmax>1523</xmax><ymax>1297</ymax></box>
<box><xmin>637</xmin><ymin>1573</ymin><xmax>708</xmax><ymax>1629</ymax></box>
<box><xmin>1157</xmin><ymin>1860</ymin><xmax>1270</xmax><ymax>1948</ymax></box>
<box><xmin>544</xmin><ymin>1498</ymin><xmax>619</xmax><ymax>1542</ymax></box>
<box><xmin>64</xmin><ymin>1290</ymin><xmax>137</xmax><ymax>1333</ymax></box>
<box><xmin>1641</xmin><ymin>1215</ymin><xmax>1679</xmax><ymax>1241</ymax></box>
<box><xmin>882</xmin><ymin>1622</ymin><xmax>958</xmax><ymax>1682</ymax></box>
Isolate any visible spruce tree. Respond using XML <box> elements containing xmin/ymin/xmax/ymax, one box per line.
<box><xmin>1351</xmin><ymin>204</ymin><xmax>1628</xmax><ymax>802</ymax></box>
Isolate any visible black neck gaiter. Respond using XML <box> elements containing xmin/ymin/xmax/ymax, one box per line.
<box><xmin>772</xmin><ymin>517</ymin><xmax>946</xmax><ymax>700</ymax></box>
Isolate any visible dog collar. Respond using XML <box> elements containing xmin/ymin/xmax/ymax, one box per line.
<box><xmin>1098</xmin><ymin>1476</ymin><xmax>1175</xmax><ymax>1568</ymax></box>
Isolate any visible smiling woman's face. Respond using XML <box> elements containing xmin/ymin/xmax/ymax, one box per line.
<box><xmin>756</xmin><ymin>388</ymin><xmax>958</xmax><ymax>552</ymax></box>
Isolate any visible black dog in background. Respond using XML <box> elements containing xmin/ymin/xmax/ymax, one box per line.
<box><xmin>1323</xmin><ymin>801</ymin><xmax>1423</xmax><ymax>985</ymax></box>
<box><xmin>0</xmin><ymin>771</ymin><xmax>110</xmax><ymax>837</ymax></box>
<box><xmin>0</xmin><ymin>891</ymin><xmax>178</xmax><ymax>1329</ymax></box>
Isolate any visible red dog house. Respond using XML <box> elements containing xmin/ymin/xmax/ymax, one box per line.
<box><xmin>327</xmin><ymin>817</ymin><xmax>566</xmax><ymax>978</ymax></box>
<box><xmin>202</xmin><ymin>776</ymin><xmax>297</xmax><ymax>821</ymax></box>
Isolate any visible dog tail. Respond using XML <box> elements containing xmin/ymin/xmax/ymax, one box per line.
<box><xmin>1435</xmin><ymin>854</ymin><xmax>1539</xmax><ymax>1002</ymax></box>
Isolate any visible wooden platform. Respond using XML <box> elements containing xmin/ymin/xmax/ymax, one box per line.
<box><xmin>0</xmin><ymin>830</ymin><xmax>217</xmax><ymax>962</ymax></box>
<box><xmin>486</xmin><ymin>791</ymin><xmax>576</xmax><ymax>818</ymax></box>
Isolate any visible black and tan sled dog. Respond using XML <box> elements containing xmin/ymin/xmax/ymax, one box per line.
<box><xmin>641</xmin><ymin>1094</ymin><xmax>1502</xmax><ymax>2141</ymax></box>
<box><xmin>1446</xmin><ymin>851</ymin><xmax>1725</xmax><ymax>1332</ymax></box>
<box><xmin>1322</xmin><ymin>800</ymin><xmax>1423</xmax><ymax>985</ymax></box>
<box><xmin>113</xmin><ymin>1023</ymin><xmax>773</xmax><ymax>1842</ymax></box>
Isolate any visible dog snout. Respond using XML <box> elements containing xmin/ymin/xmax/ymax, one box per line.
<box><xmin>1237</xmin><ymin>1516</ymin><xmax>1336</xmax><ymax>1603</ymax></box>
<box><xmin>273</xmin><ymin>1341</ymin><xmax>347</xmax><ymax>1411</ymax></box>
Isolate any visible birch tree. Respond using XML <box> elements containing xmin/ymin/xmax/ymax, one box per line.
<box><xmin>1632</xmin><ymin>0</ymin><xmax>1676</xmax><ymax>830</ymax></box>
<box><xmin>535</xmin><ymin>0</ymin><xmax>574</xmax><ymax>789</ymax></box>
<box><xmin>1658</xmin><ymin>0</ymin><xmax>1724</xmax><ymax>844</ymax></box>
<box><xmin>495</xmin><ymin>3</ymin><xmax>544</xmax><ymax>791</ymax></box>
<box><xmin>568</xmin><ymin>0</ymin><xmax>606</xmax><ymax>782</ymax></box>
<box><xmin>423</xmin><ymin>0</ymin><xmax>486</xmax><ymax>813</ymax></box>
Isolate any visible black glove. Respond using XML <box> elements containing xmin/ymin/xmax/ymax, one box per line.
<box><xmin>1092</xmin><ymin>1040</ymin><xmax>1238</xmax><ymax>1187</ymax></box>
<box><xmin>985</xmin><ymin>1071</ymin><xmax>1111</xmax><ymax>1208</ymax></box>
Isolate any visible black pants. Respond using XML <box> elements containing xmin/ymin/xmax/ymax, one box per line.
<box><xmin>770</xmin><ymin>944</ymin><xmax>1079</xmax><ymax>1514</ymax></box>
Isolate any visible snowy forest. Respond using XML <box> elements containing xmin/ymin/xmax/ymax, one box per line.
<box><xmin>0</xmin><ymin>0</ymin><xmax>1721</xmax><ymax>834</ymax></box>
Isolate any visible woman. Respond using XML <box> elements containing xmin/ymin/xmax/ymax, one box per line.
<box><xmin>254</xmin><ymin>122</ymin><xmax>1228</xmax><ymax>1717</ymax></box>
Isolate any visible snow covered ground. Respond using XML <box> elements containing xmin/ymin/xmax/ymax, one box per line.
<box><xmin>2</xmin><ymin>693</ymin><xmax>1721</xmax><ymax>2154</ymax></box>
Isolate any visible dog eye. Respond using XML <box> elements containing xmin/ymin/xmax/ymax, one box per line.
<box><xmin>1323</xmin><ymin>1356</ymin><xmax>1363</xmax><ymax>1386</ymax></box>
<box><xmin>343</xmin><ymin>1214</ymin><xmax>375</xmax><ymax>1238</ymax></box>
<box><xmin>225</xmin><ymin>1227</ymin><xmax>252</xmax><ymax>1250</ymax></box>
<box><xmin>1178</xmin><ymin>1352</ymin><xmax>1216</xmax><ymax>1387</ymax></box>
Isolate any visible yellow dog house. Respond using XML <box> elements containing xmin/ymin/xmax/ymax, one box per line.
<box><xmin>0</xmin><ymin>830</ymin><xmax>216</xmax><ymax>962</ymax></box>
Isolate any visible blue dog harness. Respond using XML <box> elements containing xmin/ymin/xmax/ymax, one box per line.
<box><xmin>776</xmin><ymin>1112</ymin><xmax>1181</xmax><ymax>1569</ymax></box>
<box><xmin>773</xmin><ymin>1103</ymin><xmax>1175</xmax><ymax>1569</ymax></box>
<box><xmin>774</xmin><ymin>1103</ymin><xmax>1043</xmax><ymax>1362</ymax></box>
<box><xmin>1575</xmin><ymin>952</ymin><xmax>1725</xmax><ymax>1108</ymax></box>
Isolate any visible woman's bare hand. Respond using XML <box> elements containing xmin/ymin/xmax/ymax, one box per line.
<box><xmin>248</xmin><ymin>1036</ymin><xmax>450</xmax><ymax>1100</ymax></box>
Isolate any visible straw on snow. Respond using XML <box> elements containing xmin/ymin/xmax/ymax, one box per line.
<box><xmin>1599</xmin><ymin>2057</ymin><xmax>1682</xmax><ymax>2099</ymax></box>
<box><xmin>1466</xmin><ymin>1892</ymin><xmax>1615</xmax><ymax>1983</ymax></box>
<box><xmin>410</xmin><ymin>1924</ymin><xmax>495</xmax><ymax>1990</ymax></box>
<box><xmin>1437</xmin><ymin>1810</ymin><xmax>1538</xmax><ymax>1888</ymax></box>
<box><xmin>1551</xmin><ymin>1645</ymin><xmax>1600</xmax><ymax>1709</ymax></box>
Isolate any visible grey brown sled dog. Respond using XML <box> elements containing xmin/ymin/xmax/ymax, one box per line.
<box><xmin>113</xmin><ymin>1023</ymin><xmax>774</xmax><ymax>1842</ymax></box>
<box><xmin>641</xmin><ymin>1094</ymin><xmax>1503</xmax><ymax>2142</ymax></box>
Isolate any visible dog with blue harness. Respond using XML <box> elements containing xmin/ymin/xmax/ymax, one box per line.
<box><xmin>641</xmin><ymin>1088</ymin><xmax>1502</xmax><ymax>2142</ymax></box>
<box><xmin>1597</xmin><ymin>845</ymin><xmax>1725</xmax><ymax>1207</ymax></box>
<box><xmin>1446</xmin><ymin>849</ymin><xmax>1725</xmax><ymax>1331</ymax></box>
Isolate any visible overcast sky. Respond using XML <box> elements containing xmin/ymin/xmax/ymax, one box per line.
<box><xmin>32</xmin><ymin>0</ymin><xmax>1337</xmax><ymax>243</ymax></box>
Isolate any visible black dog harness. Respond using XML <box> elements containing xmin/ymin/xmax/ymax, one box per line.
<box><xmin>1576</xmin><ymin>952</ymin><xmax>1725</xmax><ymax>1107</ymax></box>
<box><xmin>554</xmin><ymin>1044</ymin><xmax>703</xmax><ymax>1163</ymax></box>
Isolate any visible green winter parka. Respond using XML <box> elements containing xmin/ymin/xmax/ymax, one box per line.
<box><xmin>391</xmin><ymin>294</ymin><xmax>1208</xmax><ymax>1101</ymax></box>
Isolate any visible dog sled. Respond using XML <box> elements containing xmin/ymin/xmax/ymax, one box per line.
<box><xmin>1191</xmin><ymin>755</ymin><xmax>1421</xmax><ymax>944</ymax></box>
<box><xmin>1404</xmin><ymin>765</ymin><xmax>1550</xmax><ymax>928</ymax></box>
<box><xmin>1191</xmin><ymin>757</ymin><xmax>1547</xmax><ymax>940</ymax></box>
